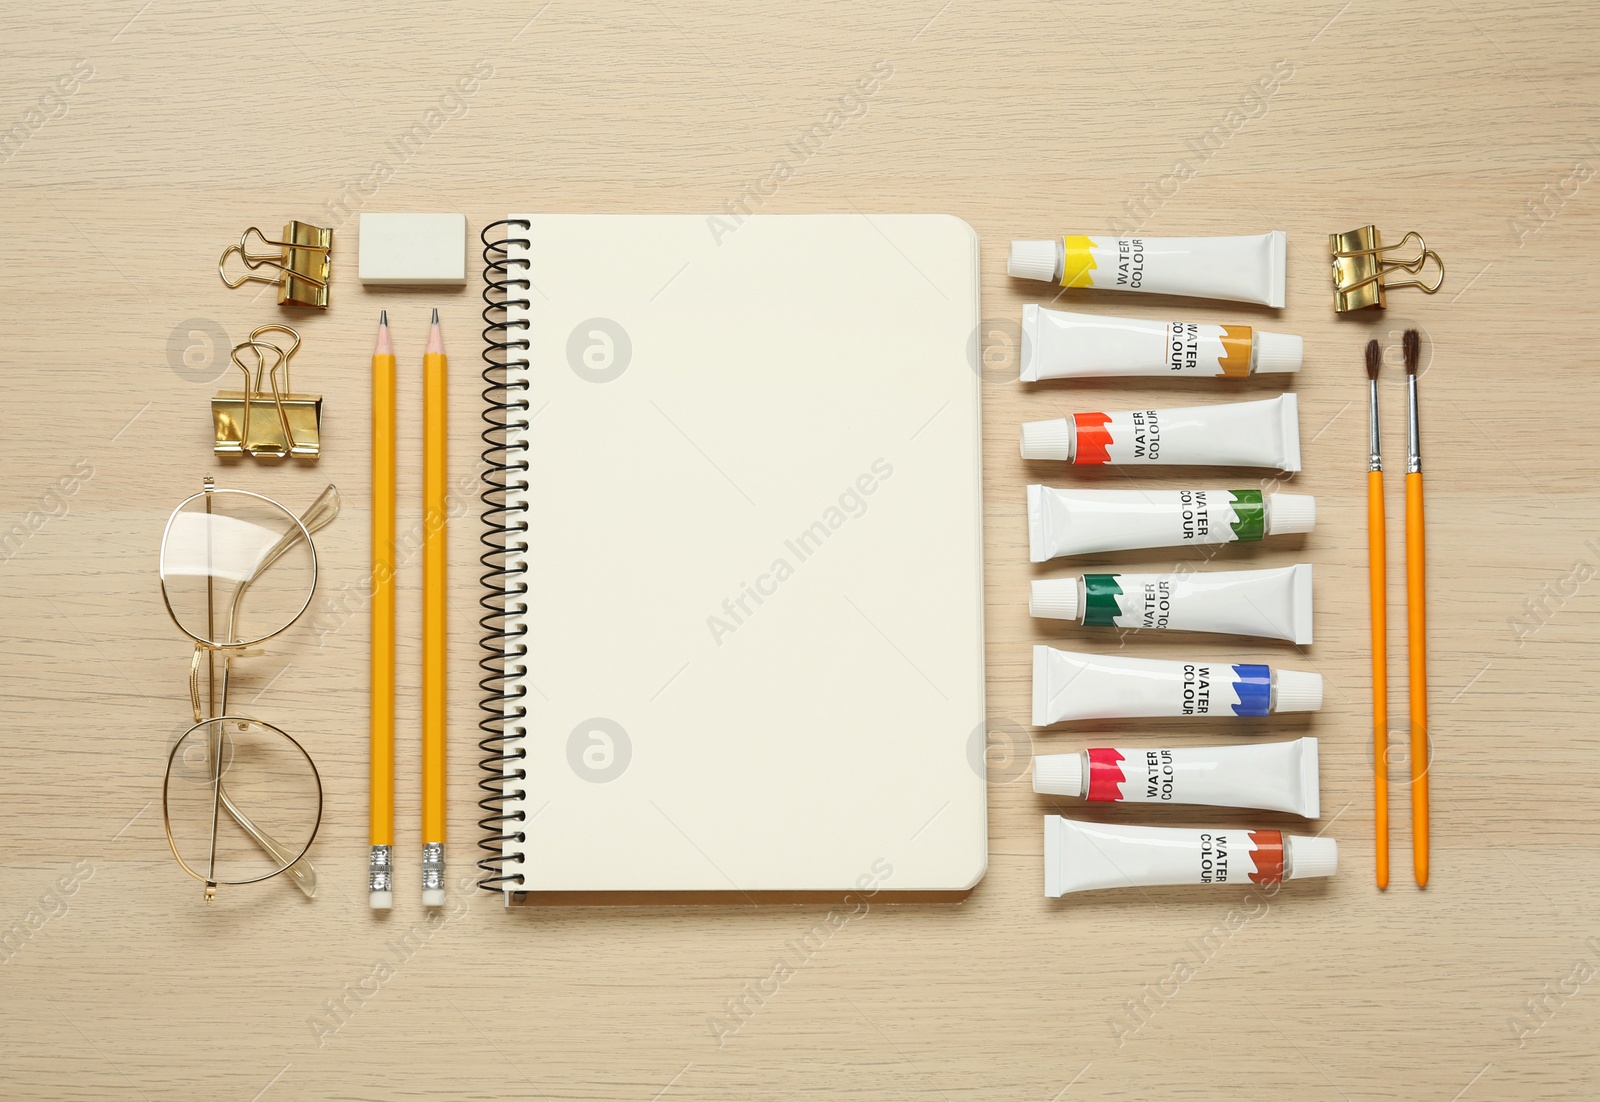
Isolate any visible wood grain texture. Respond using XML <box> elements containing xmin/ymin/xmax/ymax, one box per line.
<box><xmin>2</xmin><ymin>1</ymin><xmax>1598</xmax><ymax>1098</ymax></box>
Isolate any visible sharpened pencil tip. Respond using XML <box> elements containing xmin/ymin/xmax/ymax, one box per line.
<box><xmin>425</xmin><ymin>310</ymin><xmax>444</xmax><ymax>356</ymax></box>
<box><xmin>379</xmin><ymin>309</ymin><xmax>388</xmax><ymax>326</ymax></box>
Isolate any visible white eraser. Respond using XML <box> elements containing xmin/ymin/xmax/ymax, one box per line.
<box><xmin>359</xmin><ymin>213</ymin><xmax>468</xmax><ymax>286</ymax></box>
<box><xmin>421</xmin><ymin>888</ymin><xmax>446</xmax><ymax>908</ymax></box>
<box><xmin>369</xmin><ymin>890</ymin><xmax>393</xmax><ymax>910</ymax></box>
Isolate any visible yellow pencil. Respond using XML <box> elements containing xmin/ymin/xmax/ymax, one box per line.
<box><xmin>369</xmin><ymin>311</ymin><xmax>396</xmax><ymax>910</ymax></box>
<box><xmin>421</xmin><ymin>309</ymin><xmax>448</xmax><ymax>907</ymax></box>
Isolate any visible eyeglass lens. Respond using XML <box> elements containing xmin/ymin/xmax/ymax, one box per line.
<box><xmin>160</xmin><ymin>490</ymin><xmax>316</xmax><ymax>649</ymax></box>
<box><xmin>164</xmin><ymin>717</ymin><xmax>321</xmax><ymax>887</ymax></box>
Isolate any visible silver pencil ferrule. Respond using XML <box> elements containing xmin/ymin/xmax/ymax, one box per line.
<box><xmin>421</xmin><ymin>842</ymin><xmax>445</xmax><ymax>893</ymax></box>
<box><xmin>368</xmin><ymin>844</ymin><xmax>392</xmax><ymax>893</ymax></box>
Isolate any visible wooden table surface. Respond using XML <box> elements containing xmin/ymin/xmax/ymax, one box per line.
<box><xmin>4</xmin><ymin>2</ymin><xmax>1598</xmax><ymax>1099</ymax></box>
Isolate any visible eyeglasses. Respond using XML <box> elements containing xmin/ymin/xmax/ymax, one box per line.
<box><xmin>158</xmin><ymin>477</ymin><xmax>340</xmax><ymax>901</ymax></box>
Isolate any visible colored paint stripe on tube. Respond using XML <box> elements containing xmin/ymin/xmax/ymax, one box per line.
<box><xmin>1018</xmin><ymin>306</ymin><xmax>1302</xmax><ymax>381</ymax></box>
<box><xmin>1008</xmin><ymin>232</ymin><xmax>1287</xmax><ymax>308</ymax></box>
<box><xmin>1026</xmin><ymin>486</ymin><xmax>1314</xmax><ymax>561</ymax></box>
<box><xmin>1034</xmin><ymin>738</ymin><xmax>1320</xmax><ymax>818</ymax></box>
<box><xmin>1030</xmin><ymin>565</ymin><xmax>1313</xmax><ymax>645</ymax></box>
<box><xmin>1044</xmin><ymin>818</ymin><xmax>1337</xmax><ymax>896</ymax></box>
<box><xmin>1031</xmin><ymin>647</ymin><xmax>1322</xmax><ymax>725</ymax></box>
<box><xmin>1020</xmin><ymin>394</ymin><xmax>1301</xmax><ymax>471</ymax></box>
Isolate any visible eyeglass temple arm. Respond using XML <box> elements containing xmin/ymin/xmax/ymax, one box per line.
<box><xmin>217</xmin><ymin>781</ymin><xmax>317</xmax><ymax>898</ymax></box>
<box><xmin>191</xmin><ymin>647</ymin><xmax>317</xmax><ymax>899</ymax></box>
<box><xmin>191</xmin><ymin>485</ymin><xmax>340</xmax><ymax>900</ymax></box>
<box><xmin>223</xmin><ymin>485</ymin><xmax>342</xmax><ymax>647</ymax></box>
<box><xmin>241</xmin><ymin>484</ymin><xmax>342</xmax><ymax>588</ymax></box>
<box><xmin>250</xmin><ymin>487</ymin><xmax>338</xmax><ymax>897</ymax></box>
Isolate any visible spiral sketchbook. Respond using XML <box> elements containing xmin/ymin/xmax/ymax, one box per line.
<box><xmin>479</xmin><ymin>214</ymin><xmax>986</xmax><ymax>897</ymax></box>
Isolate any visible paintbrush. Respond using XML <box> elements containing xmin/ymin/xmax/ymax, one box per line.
<box><xmin>1404</xmin><ymin>328</ymin><xmax>1429</xmax><ymax>887</ymax></box>
<box><xmin>1367</xmin><ymin>340</ymin><xmax>1389</xmax><ymax>889</ymax></box>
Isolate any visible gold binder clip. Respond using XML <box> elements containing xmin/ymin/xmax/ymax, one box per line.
<box><xmin>211</xmin><ymin>324</ymin><xmax>323</xmax><ymax>459</ymax></box>
<box><xmin>1328</xmin><ymin>225</ymin><xmax>1445</xmax><ymax>312</ymax></box>
<box><xmin>218</xmin><ymin>222</ymin><xmax>332</xmax><ymax>309</ymax></box>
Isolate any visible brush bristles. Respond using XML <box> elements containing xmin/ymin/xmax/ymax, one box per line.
<box><xmin>1403</xmin><ymin>329</ymin><xmax>1420</xmax><ymax>375</ymax></box>
<box><xmin>1366</xmin><ymin>340</ymin><xmax>1381</xmax><ymax>380</ymax></box>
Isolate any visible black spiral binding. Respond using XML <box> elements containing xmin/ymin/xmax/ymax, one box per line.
<box><xmin>477</xmin><ymin>220</ymin><xmax>532</xmax><ymax>892</ymax></box>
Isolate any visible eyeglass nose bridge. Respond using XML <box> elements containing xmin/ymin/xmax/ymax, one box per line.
<box><xmin>188</xmin><ymin>640</ymin><xmax>269</xmax><ymax>723</ymax></box>
<box><xmin>189</xmin><ymin>646</ymin><xmax>204</xmax><ymax>723</ymax></box>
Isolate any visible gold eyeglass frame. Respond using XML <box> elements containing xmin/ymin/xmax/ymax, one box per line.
<box><xmin>157</xmin><ymin>477</ymin><xmax>338</xmax><ymax>901</ymax></box>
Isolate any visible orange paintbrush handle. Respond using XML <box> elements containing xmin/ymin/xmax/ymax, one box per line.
<box><xmin>1369</xmin><ymin>469</ymin><xmax>1388</xmax><ymax>890</ymax></box>
<box><xmin>1406</xmin><ymin>470</ymin><xmax>1429</xmax><ymax>887</ymax></box>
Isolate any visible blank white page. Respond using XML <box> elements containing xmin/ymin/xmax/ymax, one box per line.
<box><xmin>499</xmin><ymin>214</ymin><xmax>985</xmax><ymax>893</ymax></box>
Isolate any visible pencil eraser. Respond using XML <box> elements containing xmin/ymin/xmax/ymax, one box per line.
<box><xmin>359</xmin><ymin>213</ymin><xmax>468</xmax><ymax>286</ymax></box>
<box><xmin>369</xmin><ymin>890</ymin><xmax>393</xmax><ymax>910</ymax></box>
<box><xmin>421</xmin><ymin>888</ymin><xmax>446</xmax><ymax>908</ymax></box>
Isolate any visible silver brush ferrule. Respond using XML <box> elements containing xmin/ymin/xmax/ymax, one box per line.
<box><xmin>1407</xmin><ymin>372</ymin><xmax>1422</xmax><ymax>474</ymax></box>
<box><xmin>1368</xmin><ymin>376</ymin><xmax>1382</xmax><ymax>472</ymax></box>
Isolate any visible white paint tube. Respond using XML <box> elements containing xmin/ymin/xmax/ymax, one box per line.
<box><xmin>1018</xmin><ymin>306</ymin><xmax>1302</xmax><ymax>382</ymax></box>
<box><xmin>1044</xmin><ymin>817</ymin><xmax>1338</xmax><ymax>896</ymax></box>
<box><xmin>1026</xmin><ymin>486</ymin><xmax>1314</xmax><ymax>561</ymax></box>
<box><xmin>1008</xmin><ymin>232</ymin><xmax>1287</xmax><ymax>308</ymax></box>
<box><xmin>1031</xmin><ymin>647</ymin><xmax>1322</xmax><ymax>724</ymax></box>
<box><xmin>1019</xmin><ymin>394</ymin><xmax>1301</xmax><ymax>471</ymax></box>
<box><xmin>1033</xmin><ymin>738</ymin><xmax>1320</xmax><ymax>818</ymax></box>
<box><xmin>1029</xmin><ymin>565</ymin><xmax>1313</xmax><ymax>645</ymax></box>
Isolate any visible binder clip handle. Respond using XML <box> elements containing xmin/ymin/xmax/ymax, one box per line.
<box><xmin>218</xmin><ymin>241</ymin><xmax>274</xmax><ymax>290</ymax></box>
<box><xmin>248</xmin><ymin>324</ymin><xmax>303</xmax><ymax>392</ymax></box>
<box><xmin>1378</xmin><ymin>234</ymin><xmax>1445</xmax><ymax>295</ymax></box>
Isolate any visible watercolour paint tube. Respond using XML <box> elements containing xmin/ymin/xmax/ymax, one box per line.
<box><xmin>1019</xmin><ymin>394</ymin><xmax>1301</xmax><ymax>471</ymax></box>
<box><xmin>1031</xmin><ymin>646</ymin><xmax>1322</xmax><ymax>725</ymax></box>
<box><xmin>1033</xmin><ymin>738</ymin><xmax>1320</xmax><ymax>818</ymax></box>
<box><xmin>1029</xmin><ymin>565</ymin><xmax>1313</xmax><ymax>644</ymax></box>
<box><xmin>1007</xmin><ymin>232</ymin><xmax>1287</xmax><ymax>308</ymax></box>
<box><xmin>1018</xmin><ymin>306</ymin><xmax>1302</xmax><ymax>381</ymax></box>
<box><xmin>1043</xmin><ymin>817</ymin><xmax>1338</xmax><ymax>896</ymax></box>
<box><xmin>1027</xmin><ymin>486</ymin><xmax>1314</xmax><ymax>562</ymax></box>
